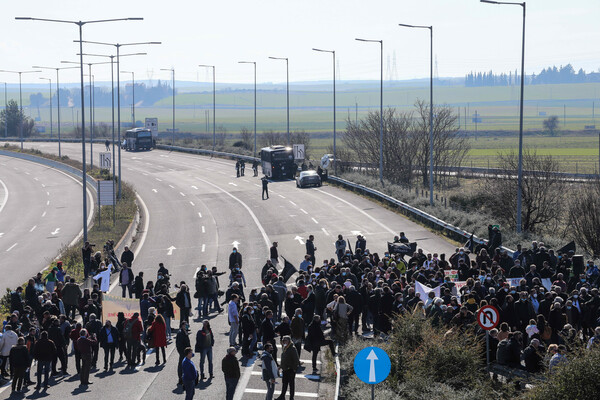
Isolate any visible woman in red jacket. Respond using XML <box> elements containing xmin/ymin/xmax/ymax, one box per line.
<box><xmin>148</xmin><ymin>314</ymin><xmax>167</xmax><ymax>365</ymax></box>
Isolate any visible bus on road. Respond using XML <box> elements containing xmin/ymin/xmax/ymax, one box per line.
<box><xmin>261</xmin><ymin>145</ymin><xmax>296</xmax><ymax>180</ymax></box>
<box><xmin>124</xmin><ymin>128</ymin><xmax>153</xmax><ymax>151</ymax></box>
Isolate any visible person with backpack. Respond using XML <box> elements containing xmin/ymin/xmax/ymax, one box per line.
<box><xmin>261</xmin><ymin>342</ymin><xmax>278</xmax><ymax>400</ymax></box>
<box><xmin>124</xmin><ymin>313</ymin><xmax>143</xmax><ymax>367</ymax></box>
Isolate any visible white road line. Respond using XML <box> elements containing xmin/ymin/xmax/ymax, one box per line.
<box><xmin>41</xmin><ymin>183</ymin><xmax>46</xmax><ymax>188</ymax></box>
<box><xmin>201</xmin><ymin>226</ymin><xmax>205</xmax><ymax>233</ymax></box>
<box><xmin>201</xmin><ymin>244</ymin><xmax>206</xmax><ymax>252</ymax></box>
<box><xmin>278</xmin><ymin>194</ymin><xmax>285</xmax><ymax>199</ymax></box>
<box><xmin>24</xmin><ymin>171</ymin><xmax>30</xmax><ymax>175</ymax></box>
<box><xmin>46</xmin><ymin>191</ymin><xmax>50</xmax><ymax>196</ymax></box>
<box><xmin>249</xmin><ymin>371</ymin><xmax>312</xmax><ymax>380</ymax></box>
<box><xmin>312</xmin><ymin>217</ymin><xmax>319</xmax><ymax>224</ymax></box>
<box><xmin>152</xmin><ymin>189</ymin><xmax>158</xmax><ymax>193</ymax></box>
<box><xmin>189</xmin><ymin>201</ymin><xmax>195</xmax><ymax>206</ymax></box>
<box><xmin>191</xmin><ymin>185</ymin><xmax>198</xmax><ymax>190</ymax></box>
<box><xmin>6</xmin><ymin>243</ymin><xmax>17</xmax><ymax>252</ymax></box>
<box><xmin>243</xmin><ymin>389</ymin><xmax>318</xmax><ymax>398</ymax></box>
<box><xmin>321</xmin><ymin>228</ymin><xmax>330</xmax><ymax>236</ymax></box>
<box><xmin>254</xmin><ymin>183</ymin><xmax>260</xmax><ymax>187</ymax></box>
<box><xmin>142</xmin><ymin>173</ymin><xmax>148</xmax><ymax>176</ymax></box>
<box><xmin>180</xmin><ymin>192</ymin><xmax>186</xmax><ymax>197</ymax></box>
<box><xmin>41</xmin><ymin>211</ymin><xmax>46</xmax><ymax>218</ymax></box>
<box><xmin>229</xmin><ymin>182</ymin><xmax>238</xmax><ymax>187</ymax></box>
<box><xmin>169</xmin><ymin>184</ymin><xmax>175</xmax><ymax>189</ymax></box>
<box><xmin>46</xmin><ymin>200</ymin><xmax>50</xmax><ymax>205</ymax></box>
<box><xmin>30</xmin><ymin>225</ymin><xmax>37</xmax><ymax>232</ymax></box>
<box><xmin>33</xmin><ymin>177</ymin><xmax>39</xmax><ymax>181</ymax></box>
<box><xmin>198</xmin><ymin>212</ymin><xmax>202</xmax><ymax>218</ymax></box>
<box><xmin>0</xmin><ymin>178</ymin><xmax>8</xmax><ymax>214</ymax></box>
<box><xmin>289</xmin><ymin>200</ymin><xmax>297</xmax><ymax>206</ymax></box>
<box><xmin>300</xmin><ymin>208</ymin><xmax>308</xmax><ymax>214</ymax></box>
<box><xmin>155</xmin><ymin>178</ymin><xmax>162</xmax><ymax>182</ymax></box>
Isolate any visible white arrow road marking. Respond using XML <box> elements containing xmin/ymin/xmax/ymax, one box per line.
<box><xmin>189</xmin><ymin>201</ymin><xmax>195</xmax><ymax>206</ymax></box>
<box><xmin>51</xmin><ymin>228</ymin><xmax>60</xmax><ymax>235</ymax></box>
<box><xmin>312</xmin><ymin>217</ymin><xmax>319</xmax><ymax>224</ymax></box>
<box><xmin>152</xmin><ymin>189</ymin><xmax>158</xmax><ymax>193</ymax></box>
<box><xmin>191</xmin><ymin>185</ymin><xmax>198</xmax><ymax>190</ymax></box>
<box><xmin>294</xmin><ymin>236</ymin><xmax>305</xmax><ymax>245</ymax></box>
<box><xmin>201</xmin><ymin>244</ymin><xmax>206</xmax><ymax>252</ymax></box>
<box><xmin>321</xmin><ymin>228</ymin><xmax>330</xmax><ymax>236</ymax></box>
<box><xmin>367</xmin><ymin>349</ymin><xmax>378</xmax><ymax>383</ymax></box>
<box><xmin>29</xmin><ymin>225</ymin><xmax>37</xmax><ymax>232</ymax></box>
<box><xmin>229</xmin><ymin>182</ymin><xmax>238</xmax><ymax>187</ymax></box>
<box><xmin>6</xmin><ymin>243</ymin><xmax>17</xmax><ymax>252</ymax></box>
<box><xmin>232</xmin><ymin>240</ymin><xmax>240</xmax><ymax>247</ymax></box>
<box><xmin>167</xmin><ymin>246</ymin><xmax>176</xmax><ymax>256</ymax></box>
<box><xmin>351</xmin><ymin>230</ymin><xmax>362</xmax><ymax>236</ymax></box>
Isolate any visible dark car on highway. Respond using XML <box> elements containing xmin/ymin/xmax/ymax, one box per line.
<box><xmin>296</xmin><ymin>170</ymin><xmax>322</xmax><ymax>188</ymax></box>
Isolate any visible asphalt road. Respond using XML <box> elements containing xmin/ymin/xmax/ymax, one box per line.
<box><xmin>0</xmin><ymin>142</ymin><xmax>456</xmax><ymax>400</ymax></box>
<box><xmin>0</xmin><ymin>155</ymin><xmax>92</xmax><ymax>294</ymax></box>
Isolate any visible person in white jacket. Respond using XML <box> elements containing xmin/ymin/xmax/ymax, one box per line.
<box><xmin>0</xmin><ymin>326</ymin><xmax>18</xmax><ymax>377</ymax></box>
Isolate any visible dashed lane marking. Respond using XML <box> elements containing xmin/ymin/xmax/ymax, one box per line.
<box><xmin>6</xmin><ymin>243</ymin><xmax>17</xmax><ymax>252</ymax></box>
<box><xmin>312</xmin><ymin>217</ymin><xmax>319</xmax><ymax>224</ymax></box>
<box><xmin>190</xmin><ymin>201</ymin><xmax>195</xmax><ymax>206</ymax></box>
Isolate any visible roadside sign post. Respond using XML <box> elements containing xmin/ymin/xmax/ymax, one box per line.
<box><xmin>97</xmin><ymin>180</ymin><xmax>116</xmax><ymax>227</ymax></box>
<box><xmin>354</xmin><ymin>346</ymin><xmax>391</xmax><ymax>400</ymax></box>
<box><xmin>477</xmin><ymin>305</ymin><xmax>500</xmax><ymax>374</ymax></box>
<box><xmin>99</xmin><ymin>151</ymin><xmax>112</xmax><ymax>170</ymax></box>
<box><xmin>293</xmin><ymin>143</ymin><xmax>305</xmax><ymax>161</ymax></box>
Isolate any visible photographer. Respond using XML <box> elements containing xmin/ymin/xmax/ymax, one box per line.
<box><xmin>82</xmin><ymin>242</ymin><xmax>95</xmax><ymax>280</ymax></box>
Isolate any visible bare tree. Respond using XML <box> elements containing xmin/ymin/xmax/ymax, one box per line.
<box><xmin>240</xmin><ymin>127</ymin><xmax>252</xmax><ymax>148</ymax></box>
<box><xmin>568</xmin><ymin>181</ymin><xmax>600</xmax><ymax>256</ymax></box>
<box><xmin>413</xmin><ymin>100</ymin><xmax>470</xmax><ymax>187</ymax></box>
<box><xmin>216</xmin><ymin>125</ymin><xmax>227</xmax><ymax>146</ymax></box>
<box><xmin>290</xmin><ymin>129</ymin><xmax>311</xmax><ymax>159</ymax></box>
<box><xmin>260</xmin><ymin>130</ymin><xmax>282</xmax><ymax>147</ymax></box>
<box><xmin>480</xmin><ymin>149</ymin><xmax>565</xmax><ymax>233</ymax></box>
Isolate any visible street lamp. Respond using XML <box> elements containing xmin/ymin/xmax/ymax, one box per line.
<box><xmin>81</xmin><ymin>40</ymin><xmax>161</xmax><ymax>199</ymax></box>
<box><xmin>3</xmin><ymin>83</ymin><xmax>7</xmax><ymax>138</ymax></box>
<box><xmin>355</xmin><ymin>38</ymin><xmax>384</xmax><ymax>185</ymax></box>
<box><xmin>268</xmin><ymin>56</ymin><xmax>290</xmax><ymax>145</ymax></box>
<box><xmin>0</xmin><ymin>70</ymin><xmax>41</xmax><ymax>149</ymax></box>
<box><xmin>198</xmin><ymin>65</ymin><xmax>216</xmax><ymax>152</ymax></box>
<box><xmin>480</xmin><ymin>0</ymin><xmax>526</xmax><ymax>233</ymax></box>
<box><xmin>160</xmin><ymin>68</ymin><xmax>175</xmax><ymax>146</ymax></box>
<box><xmin>62</xmin><ymin>60</ymin><xmax>111</xmax><ymax>168</ymax></box>
<box><xmin>39</xmin><ymin>77</ymin><xmax>53</xmax><ymax>139</ymax></box>
<box><xmin>238</xmin><ymin>61</ymin><xmax>257</xmax><ymax>157</ymax></box>
<box><xmin>16</xmin><ymin>16</ymin><xmax>144</xmax><ymax>242</ymax></box>
<box><xmin>399</xmin><ymin>23</ymin><xmax>434</xmax><ymax>206</ymax></box>
<box><xmin>121</xmin><ymin>71</ymin><xmax>135</xmax><ymax>127</ymax></box>
<box><xmin>32</xmin><ymin>65</ymin><xmax>80</xmax><ymax>157</ymax></box>
<box><xmin>312</xmin><ymin>48</ymin><xmax>337</xmax><ymax>175</ymax></box>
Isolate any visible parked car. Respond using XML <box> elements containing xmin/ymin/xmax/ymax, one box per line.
<box><xmin>296</xmin><ymin>170</ymin><xmax>322</xmax><ymax>188</ymax></box>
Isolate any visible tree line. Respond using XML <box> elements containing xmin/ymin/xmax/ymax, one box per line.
<box><xmin>465</xmin><ymin>64</ymin><xmax>600</xmax><ymax>87</ymax></box>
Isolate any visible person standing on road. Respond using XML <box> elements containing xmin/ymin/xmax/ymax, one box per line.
<box><xmin>228</xmin><ymin>294</ymin><xmax>240</xmax><ymax>347</ymax></box>
<box><xmin>120</xmin><ymin>246</ymin><xmax>134</xmax><ymax>269</ymax></box>
<box><xmin>277</xmin><ymin>335</ymin><xmax>299</xmax><ymax>400</ymax></box>
<box><xmin>33</xmin><ymin>330</ymin><xmax>56</xmax><ymax>390</ymax></box>
<box><xmin>176</xmin><ymin>321</ymin><xmax>191</xmax><ymax>386</ymax></box>
<box><xmin>253</xmin><ymin>160</ymin><xmax>259</xmax><ymax>177</ymax></box>
<box><xmin>105</xmin><ymin>139</ymin><xmax>110</xmax><ymax>151</ymax></box>
<box><xmin>262</xmin><ymin>175</ymin><xmax>269</xmax><ymax>200</ymax></box>
<box><xmin>195</xmin><ymin>320</ymin><xmax>215</xmax><ymax>380</ymax></box>
<box><xmin>148</xmin><ymin>314</ymin><xmax>167</xmax><ymax>365</ymax></box>
<box><xmin>305</xmin><ymin>315</ymin><xmax>336</xmax><ymax>375</ymax></box>
<box><xmin>9</xmin><ymin>337</ymin><xmax>29</xmax><ymax>394</ymax></box>
<box><xmin>120</xmin><ymin>263</ymin><xmax>134</xmax><ymax>298</ymax></box>
<box><xmin>335</xmin><ymin>235</ymin><xmax>346</xmax><ymax>262</ymax></box>
<box><xmin>261</xmin><ymin>342</ymin><xmax>278</xmax><ymax>400</ymax></box>
<box><xmin>62</xmin><ymin>278</ymin><xmax>82</xmax><ymax>320</ymax></box>
<box><xmin>99</xmin><ymin>320</ymin><xmax>119</xmax><ymax>370</ymax></box>
<box><xmin>270</xmin><ymin>242</ymin><xmax>279</xmax><ymax>265</ymax></box>
<box><xmin>229</xmin><ymin>248</ymin><xmax>243</xmax><ymax>270</ymax></box>
<box><xmin>306</xmin><ymin>235</ymin><xmax>317</xmax><ymax>265</ymax></box>
<box><xmin>182</xmin><ymin>347</ymin><xmax>198</xmax><ymax>400</ymax></box>
<box><xmin>176</xmin><ymin>285</ymin><xmax>192</xmax><ymax>326</ymax></box>
<box><xmin>82</xmin><ymin>242</ymin><xmax>95</xmax><ymax>280</ymax></box>
<box><xmin>222</xmin><ymin>347</ymin><xmax>240</xmax><ymax>400</ymax></box>
<box><xmin>77</xmin><ymin>329</ymin><xmax>97</xmax><ymax>386</ymax></box>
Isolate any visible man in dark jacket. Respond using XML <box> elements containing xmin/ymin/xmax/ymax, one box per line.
<box><xmin>77</xmin><ymin>329</ymin><xmax>97</xmax><ymax>385</ymax></box>
<box><xmin>261</xmin><ymin>343</ymin><xmax>278</xmax><ymax>400</ymax></box>
<box><xmin>176</xmin><ymin>285</ymin><xmax>192</xmax><ymax>324</ymax></box>
<box><xmin>119</xmin><ymin>263</ymin><xmax>135</xmax><ymax>298</ymax></box>
<box><xmin>98</xmin><ymin>320</ymin><xmax>119</xmax><ymax>370</ymax></box>
<box><xmin>33</xmin><ymin>331</ymin><xmax>56</xmax><ymax>389</ymax></box>
<box><xmin>514</xmin><ymin>292</ymin><xmax>535</xmax><ymax>333</ymax></box>
<box><xmin>9</xmin><ymin>337</ymin><xmax>29</xmax><ymax>393</ymax></box>
<box><xmin>278</xmin><ymin>335</ymin><xmax>300</xmax><ymax>400</ymax></box>
<box><xmin>120</xmin><ymin>246</ymin><xmax>134</xmax><ymax>268</ymax></box>
<box><xmin>10</xmin><ymin>287</ymin><xmax>24</xmax><ymax>315</ymax></box>
<box><xmin>48</xmin><ymin>318</ymin><xmax>67</xmax><ymax>375</ymax></box>
<box><xmin>306</xmin><ymin>235</ymin><xmax>317</xmax><ymax>265</ymax></box>
<box><xmin>62</xmin><ymin>278</ymin><xmax>82</xmax><ymax>320</ymax></box>
<box><xmin>306</xmin><ymin>315</ymin><xmax>335</xmax><ymax>375</ymax></box>
<box><xmin>523</xmin><ymin>338</ymin><xmax>544</xmax><ymax>373</ymax></box>
<box><xmin>228</xmin><ymin>248</ymin><xmax>243</xmax><ymax>270</ymax></box>
<box><xmin>176</xmin><ymin>321</ymin><xmax>191</xmax><ymax>385</ymax></box>
<box><xmin>222</xmin><ymin>347</ymin><xmax>240</xmax><ymax>400</ymax></box>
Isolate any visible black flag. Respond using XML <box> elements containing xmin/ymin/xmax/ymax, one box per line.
<box><xmin>281</xmin><ymin>257</ymin><xmax>298</xmax><ymax>283</ymax></box>
<box><xmin>557</xmin><ymin>241</ymin><xmax>576</xmax><ymax>254</ymax></box>
<box><xmin>465</xmin><ymin>232</ymin><xmax>475</xmax><ymax>253</ymax></box>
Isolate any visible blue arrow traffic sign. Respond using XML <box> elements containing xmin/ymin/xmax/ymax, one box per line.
<box><xmin>353</xmin><ymin>346</ymin><xmax>391</xmax><ymax>385</ymax></box>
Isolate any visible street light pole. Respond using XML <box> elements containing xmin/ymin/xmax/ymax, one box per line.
<box><xmin>481</xmin><ymin>0</ymin><xmax>526</xmax><ymax>233</ymax></box>
<box><xmin>32</xmin><ymin>65</ymin><xmax>80</xmax><ymax>158</ymax></box>
<box><xmin>268</xmin><ymin>57</ymin><xmax>290</xmax><ymax>145</ymax></box>
<box><xmin>399</xmin><ymin>23</ymin><xmax>434</xmax><ymax>206</ymax></box>
<box><xmin>198</xmin><ymin>65</ymin><xmax>216</xmax><ymax>152</ymax></box>
<box><xmin>39</xmin><ymin>77</ymin><xmax>53</xmax><ymax>138</ymax></box>
<box><xmin>355</xmin><ymin>39</ymin><xmax>384</xmax><ymax>185</ymax></box>
<box><xmin>312</xmin><ymin>48</ymin><xmax>336</xmax><ymax>175</ymax></box>
<box><xmin>239</xmin><ymin>61</ymin><xmax>257</xmax><ymax>157</ymax></box>
<box><xmin>160</xmin><ymin>68</ymin><xmax>176</xmax><ymax>146</ymax></box>
<box><xmin>82</xmin><ymin>40</ymin><xmax>160</xmax><ymax>199</ymax></box>
<box><xmin>0</xmin><ymin>70</ymin><xmax>41</xmax><ymax>149</ymax></box>
<box><xmin>17</xmin><ymin>17</ymin><xmax>144</xmax><ymax>243</ymax></box>
<box><xmin>3</xmin><ymin>83</ymin><xmax>7</xmax><ymax>138</ymax></box>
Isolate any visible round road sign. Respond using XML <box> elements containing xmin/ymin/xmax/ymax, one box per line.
<box><xmin>353</xmin><ymin>347</ymin><xmax>391</xmax><ymax>385</ymax></box>
<box><xmin>477</xmin><ymin>305</ymin><xmax>500</xmax><ymax>330</ymax></box>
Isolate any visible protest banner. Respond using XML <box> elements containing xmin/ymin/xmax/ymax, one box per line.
<box><xmin>444</xmin><ymin>270</ymin><xmax>459</xmax><ymax>282</ymax></box>
<box><xmin>102</xmin><ymin>294</ymin><xmax>140</xmax><ymax>322</ymax></box>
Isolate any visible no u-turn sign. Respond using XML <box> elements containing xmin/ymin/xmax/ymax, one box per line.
<box><xmin>477</xmin><ymin>305</ymin><xmax>499</xmax><ymax>330</ymax></box>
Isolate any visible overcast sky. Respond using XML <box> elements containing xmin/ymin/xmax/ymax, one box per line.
<box><xmin>1</xmin><ymin>0</ymin><xmax>599</xmax><ymax>85</ymax></box>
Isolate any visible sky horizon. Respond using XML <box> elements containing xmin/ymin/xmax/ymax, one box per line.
<box><xmin>1</xmin><ymin>0</ymin><xmax>599</xmax><ymax>85</ymax></box>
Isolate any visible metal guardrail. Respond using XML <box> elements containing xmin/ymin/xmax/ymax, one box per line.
<box><xmin>155</xmin><ymin>143</ymin><xmax>259</xmax><ymax>163</ymax></box>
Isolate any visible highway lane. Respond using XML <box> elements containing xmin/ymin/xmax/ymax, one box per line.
<box><xmin>0</xmin><ymin>155</ymin><xmax>91</xmax><ymax>294</ymax></box>
<box><xmin>2</xmin><ymin>142</ymin><xmax>456</xmax><ymax>400</ymax></box>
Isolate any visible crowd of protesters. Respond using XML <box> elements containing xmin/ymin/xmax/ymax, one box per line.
<box><xmin>3</xmin><ymin>229</ymin><xmax>600</xmax><ymax>399</ymax></box>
